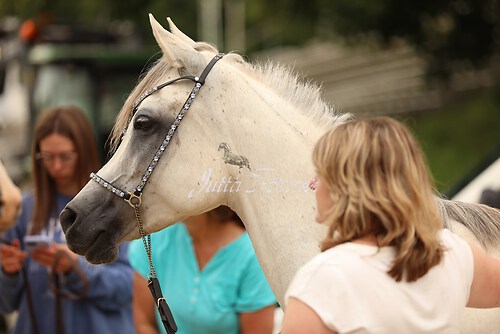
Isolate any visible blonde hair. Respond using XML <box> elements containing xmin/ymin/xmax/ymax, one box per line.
<box><xmin>312</xmin><ymin>116</ymin><xmax>443</xmax><ymax>282</ymax></box>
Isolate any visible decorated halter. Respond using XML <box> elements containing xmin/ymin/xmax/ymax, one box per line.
<box><xmin>90</xmin><ymin>53</ymin><xmax>224</xmax><ymax>207</ymax></box>
<box><xmin>89</xmin><ymin>53</ymin><xmax>225</xmax><ymax>334</ymax></box>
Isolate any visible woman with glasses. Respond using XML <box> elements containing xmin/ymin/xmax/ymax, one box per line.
<box><xmin>0</xmin><ymin>106</ymin><xmax>134</xmax><ymax>334</ymax></box>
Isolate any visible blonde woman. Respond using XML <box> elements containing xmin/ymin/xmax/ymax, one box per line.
<box><xmin>281</xmin><ymin>116</ymin><xmax>500</xmax><ymax>334</ymax></box>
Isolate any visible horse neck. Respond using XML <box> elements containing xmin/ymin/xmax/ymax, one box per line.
<box><xmin>222</xmin><ymin>79</ymin><xmax>329</xmax><ymax>305</ymax></box>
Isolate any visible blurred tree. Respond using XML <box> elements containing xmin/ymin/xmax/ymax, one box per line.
<box><xmin>0</xmin><ymin>0</ymin><xmax>197</xmax><ymax>45</ymax></box>
<box><xmin>314</xmin><ymin>0</ymin><xmax>500</xmax><ymax>81</ymax></box>
<box><xmin>1</xmin><ymin>0</ymin><xmax>498</xmax><ymax>81</ymax></box>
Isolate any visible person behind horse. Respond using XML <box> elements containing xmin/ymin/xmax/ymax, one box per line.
<box><xmin>129</xmin><ymin>205</ymin><xmax>276</xmax><ymax>334</ymax></box>
<box><xmin>0</xmin><ymin>160</ymin><xmax>21</xmax><ymax>232</ymax></box>
<box><xmin>0</xmin><ymin>106</ymin><xmax>134</xmax><ymax>334</ymax></box>
<box><xmin>281</xmin><ymin>116</ymin><xmax>500</xmax><ymax>334</ymax></box>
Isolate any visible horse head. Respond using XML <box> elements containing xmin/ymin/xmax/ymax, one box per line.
<box><xmin>60</xmin><ymin>15</ymin><xmax>248</xmax><ymax>263</ymax></box>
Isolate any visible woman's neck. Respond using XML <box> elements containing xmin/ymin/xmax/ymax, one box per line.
<box><xmin>186</xmin><ymin>215</ymin><xmax>244</xmax><ymax>244</ymax></box>
<box><xmin>185</xmin><ymin>214</ymin><xmax>244</xmax><ymax>270</ymax></box>
<box><xmin>352</xmin><ymin>234</ymin><xmax>379</xmax><ymax>246</ymax></box>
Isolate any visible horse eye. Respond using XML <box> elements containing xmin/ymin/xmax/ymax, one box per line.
<box><xmin>134</xmin><ymin>115</ymin><xmax>153</xmax><ymax>130</ymax></box>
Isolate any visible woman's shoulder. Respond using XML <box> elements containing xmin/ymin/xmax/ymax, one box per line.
<box><xmin>439</xmin><ymin>228</ymin><xmax>474</xmax><ymax>268</ymax></box>
<box><xmin>141</xmin><ymin>222</ymin><xmax>186</xmax><ymax>241</ymax></box>
<box><xmin>18</xmin><ymin>192</ymin><xmax>35</xmax><ymax>222</ymax></box>
<box><xmin>129</xmin><ymin>224</ymin><xmax>182</xmax><ymax>255</ymax></box>
<box><xmin>227</xmin><ymin>230</ymin><xmax>253</xmax><ymax>253</ymax></box>
<box><xmin>286</xmin><ymin>248</ymin><xmax>356</xmax><ymax>306</ymax></box>
<box><xmin>295</xmin><ymin>242</ymin><xmax>388</xmax><ymax>281</ymax></box>
<box><xmin>21</xmin><ymin>192</ymin><xmax>35</xmax><ymax>205</ymax></box>
<box><xmin>439</xmin><ymin>228</ymin><xmax>468</xmax><ymax>245</ymax></box>
<box><xmin>212</xmin><ymin>231</ymin><xmax>257</xmax><ymax>270</ymax></box>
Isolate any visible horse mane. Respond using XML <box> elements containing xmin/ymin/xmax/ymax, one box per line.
<box><xmin>438</xmin><ymin>198</ymin><xmax>500</xmax><ymax>247</ymax></box>
<box><xmin>109</xmin><ymin>42</ymin><xmax>351</xmax><ymax>152</ymax></box>
<box><xmin>237</xmin><ymin>57</ymin><xmax>352</xmax><ymax>127</ymax></box>
<box><xmin>109</xmin><ymin>59</ymin><xmax>173</xmax><ymax>152</ymax></box>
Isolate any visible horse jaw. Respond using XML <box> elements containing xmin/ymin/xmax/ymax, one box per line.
<box><xmin>149</xmin><ymin>14</ymin><xmax>206</xmax><ymax>73</ymax></box>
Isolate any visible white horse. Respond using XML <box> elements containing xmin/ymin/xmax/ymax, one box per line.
<box><xmin>60</xmin><ymin>15</ymin><xmax>500</xmax><ymax>333</ymax></box>
<box><xmin>0</xmin><ymin>160</ymin><xmax>21</xmax><ymax>232</ymax></box>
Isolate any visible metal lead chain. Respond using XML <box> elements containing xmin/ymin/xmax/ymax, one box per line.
<box><xmin>133</xmin><ymin>205</ymin><xmax>156</xmax><ymax>278</ymax></box>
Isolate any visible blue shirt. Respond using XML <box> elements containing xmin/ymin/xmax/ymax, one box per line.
<box><xmin>0</xmin><ymin>192</ymin><xmax>134</xmax><ymax>334</ymax></box>
<box><xmin>128</xmin><ymin>223</ymin><xmax>276</xmax><ymax>334</ymax></box>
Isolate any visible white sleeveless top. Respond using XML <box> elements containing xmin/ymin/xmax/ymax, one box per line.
<box><xmin>285</xmin><ymin>229</ymin><xmax>474</xmax><ymax>333</ymax></box>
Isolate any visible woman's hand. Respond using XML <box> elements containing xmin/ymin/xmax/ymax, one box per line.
<box><xmin>31</xmin><ymin>243</ymin><xmax>79</xmax><ymax>274</ymax></box>
<box><xmin>0</xmin><ymin>239</ymin><xmax>27</xmax><ymax>274</ymax></box>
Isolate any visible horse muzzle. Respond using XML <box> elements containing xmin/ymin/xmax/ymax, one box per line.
<box><xmin>60</xmin><ymin>205</ymin><xmax>121</xmax><ymax>264</ymax></box>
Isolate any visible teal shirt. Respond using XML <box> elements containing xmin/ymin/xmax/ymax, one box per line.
<box><xmin>128</xmin><ymin>223</ymin><xmax>276</xmax><ymax>334</ymax></box>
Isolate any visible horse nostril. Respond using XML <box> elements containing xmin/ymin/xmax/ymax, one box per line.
<box><xmin>59</xmin><ymin>207</ymin><xmax>77</xmax><ymax>233</ymax></box>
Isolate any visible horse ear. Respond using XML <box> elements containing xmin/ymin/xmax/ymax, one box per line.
<box><xmin>149</xmin><ymin>14</ymin><xmax>205</xmax><ymax>73</ymax></box>
<box><xmin>166</xmin><ymin>17</ymin><xmax>196</xmax><ymax>47</ymax></box>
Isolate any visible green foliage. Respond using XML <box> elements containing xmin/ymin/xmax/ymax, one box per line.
<box><xmin>398</xmin><ymin>88</ymin><xmax>500</xmax><ymax>194</ymax></box>
<box><xmin>2</xmin><ymin>0</ymin><xmax>498</xmax><ymax>76</ymax></box>
<box><xmin>318</xmin><ymin>0</ymin><xmax>499</xmax><ymax>80</ymax></box>
<box><xmin>0</xmin><ymin>0</ymin><xmax>197</xmax><ymax>44</ymax></box>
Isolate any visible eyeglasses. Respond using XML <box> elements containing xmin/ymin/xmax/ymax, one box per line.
<box><xmin>35</xmin><ymin>152</ymin><xmax>78</xmax><ymax>164</ymax></box>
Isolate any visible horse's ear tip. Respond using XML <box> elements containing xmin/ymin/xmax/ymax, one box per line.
<box><xmin>149</xmin><ymin>13</ymin><xmax>159</xmax><ymax>24</ymax></box>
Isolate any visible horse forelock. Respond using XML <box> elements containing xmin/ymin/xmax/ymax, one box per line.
<box><xmin>109</xmin><ymin>42</ymin><xmax>220</xmax><ymax>152</ymax></box>
<box><xmin>109</xmin><ymin>59</ymin><xmax>174</xmax><ymax>152</ymax></box>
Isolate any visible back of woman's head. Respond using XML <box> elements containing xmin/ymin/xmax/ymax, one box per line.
<box><xmin>312</xmin><ymin>116</ymin><xmax>443</xmax><ymax>282</ymax></box>
<box><xmin>31</xmin><ymin>106</ymin><xmax>101</xmax><ymax>233</ymax></box>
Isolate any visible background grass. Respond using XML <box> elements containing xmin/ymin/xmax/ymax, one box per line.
<box><xmin>396</xmin><ymin>87</ymin><xmax>500</xmax><ymax>196</ymax></box>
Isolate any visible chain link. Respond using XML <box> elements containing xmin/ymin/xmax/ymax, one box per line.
<box><xmin>133</xmin><ymin>205</ymin><xmax>156</xmax><ymax>278</ymax></box>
